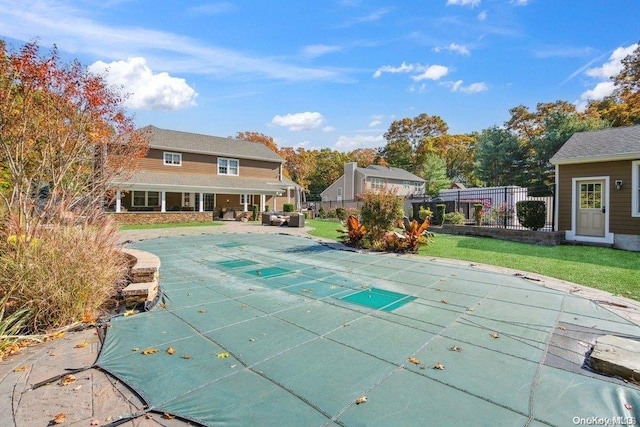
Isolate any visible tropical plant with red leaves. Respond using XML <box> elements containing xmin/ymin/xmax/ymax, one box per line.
<box><xmin>338</xmin><ymin>215</ymin><xmax>367</xmax><ymax>248</ymax></box>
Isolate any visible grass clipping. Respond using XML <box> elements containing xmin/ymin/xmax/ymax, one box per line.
<box><xmin>0</xmin><ymin>217</ymin><xmax>128</xmax><ymax>333</ymax></box>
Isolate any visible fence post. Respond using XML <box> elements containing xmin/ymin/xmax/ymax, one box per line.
<box><xmin>504</xmin><ymin>187</ymin><xmax>508</xmax><ymax>229</ymax></box>
<box><xmin>552</xmin><ymin>188</ymin><xmax>556</xmax><ymax>232</ymax></box>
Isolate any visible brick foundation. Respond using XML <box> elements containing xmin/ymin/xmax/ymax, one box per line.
<box><xmin>108</xmin><ymin>212</ymin><xmax>215</xmax><ymax>225</ymax></box>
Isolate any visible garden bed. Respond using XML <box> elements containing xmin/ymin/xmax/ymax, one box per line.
<box><xmin>436</xmin><ymin>224</ymin><xmax>564</xmax><ymax>246</ymax></box>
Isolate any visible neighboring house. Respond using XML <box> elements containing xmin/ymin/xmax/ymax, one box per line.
<box><xmin>320</xmin><ymin>162</ymin><xmax>425</xmax><ymax>202</ymax></box>
<box><xmin>110</xmin><ymin>126</ymin><xmax>301</xmax><ymax>214</ymax></box>
<box><xmin>550</xmin><ymin>125</ymin><xmax>640</xmax><ymax>251</ymax></box>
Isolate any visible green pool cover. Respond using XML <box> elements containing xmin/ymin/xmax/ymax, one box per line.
<box><xmin>97</xmin><ymin>233</ymin><xmax>640</xmax><ymax>426</ymax></box>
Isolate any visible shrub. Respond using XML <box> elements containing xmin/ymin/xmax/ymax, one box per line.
<box><xmin>265</xmin><ymin>205</ymin><xmax>270</xmax><ymax>212</ymax></box>
<box><xmin>359</xmin><ymin>188</ymin><xmax>403</xmax><ymax>244</ymax></box>
<box><xmin>283</xmin><ymin>203</ymin><xmax>294</xmax><ymax>212</ymax></box>
<box><xmin>0</xmin><ymin>214</ymin><xmax>128</xmax><ymax>333</ymax></box>
<box><xmin>335</xmin><ymin>207</ymin><xmax>347</xmax><ymax>221</ymax></box>
<box><xmin>251</xmin><ymin>204</ymin><xmax>259</xmax><ymax>221</ymax></box>
<box><xmin>338</xmin><ymin>215</ymin><xmax>367</xmax><ymax>248</ymax></box>
<box><xmin>443</xmin><ymin>211</ymin><xmax>465</xmax><ymax>225</ymax></box>
<box><xmin>435</xmin><ymin>204</ymin><xmax>446</xmax><ymax>224</ymax></box>
<box><xmin>317</xmin><ymin>206</ymin><xmax>326</xmax><ymax>218</ymax></box>
<box><xmin>384</xmin><ymin>218</ymin><xmax>432</xmax><ymax>253</ymax></box>
<box><xmin>516</xmin><ymin>200</ymin><xmax>546</xmax><ymax>230</ymax></box>
<box><xmin>418</xmin><ymin>206</ymin><xmax>433</xmax><ymax>221</ymax></box>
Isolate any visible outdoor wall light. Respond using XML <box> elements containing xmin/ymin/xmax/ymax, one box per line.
<box><xmin>615</xmin><ymin>180</ymin><xmax>623</xmax><ymax>190</ymax></box>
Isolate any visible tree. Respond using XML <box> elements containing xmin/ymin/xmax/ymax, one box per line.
<box><xmin>306</xmin><ymin>148</ymin><xmax>349</xmax><ymax>200</ymax></box>
<box><xmin>236</xmin><ymin>131</ymin><xmax>279</xmax><ymax>152</ymax></box>
<box><xmin>0</xmin><ymin>40</ymin><xmax>148</xmax><ymax>235</ymax></box>
<box><xmin>279</xmin><ymin>146</ymin><xmax>314</xmax><ymax>193</ymax></box>
<box><xmin>348</xmin><ymin>148</ymin><xmax>379</xmax><ymax>168</ymax></box>
<box><xmin>474</xmin><ymin>127</ymin><xmax>528</xmax><ymax>187</ymax></box>
<box><xmin>432</xmin><ymin>133</ymin><xmax>478</xmax><ymax>185</ymax></box>
<box><xmin>417</xmin><ymin>153</ymin><xmax>451</xmax><ymax>197</ymax></box>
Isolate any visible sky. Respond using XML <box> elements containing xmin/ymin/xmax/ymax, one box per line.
<box><xmin>0</xmin><ymin>1</ymin><xmax>639</xmax><ymax>152</ymax></box>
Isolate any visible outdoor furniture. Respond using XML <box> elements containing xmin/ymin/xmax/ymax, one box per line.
<box><xmin>288</xmin><ymin>213</ymin><xmax>305</xmax><ymax>227</ymax></box>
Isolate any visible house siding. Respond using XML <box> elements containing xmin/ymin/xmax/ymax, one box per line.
<box><xmin>558</xmin><ymin>160</ymin><xmax>640</xmax><ymax>235</ymax></box>
<box><xmin>141</xmin><ymin>149</ymin><xmax>280</xmax><ymax>179</ymax></box>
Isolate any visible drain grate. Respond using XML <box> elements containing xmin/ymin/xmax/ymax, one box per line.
<box><xmin>339</xmin><ymin>288</ymin><xmax>415</xmax><ymax>312</ymax></box>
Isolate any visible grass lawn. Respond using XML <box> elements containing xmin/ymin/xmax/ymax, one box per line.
<box><xmin>119</xmin><ymin>221</ymin><xmax>223</xmax><ymax>231</ymax></box>
<box><xmin>306</xmin><ymin>219</ymin><xmax>639</xmax><ymax>301</ymax></box>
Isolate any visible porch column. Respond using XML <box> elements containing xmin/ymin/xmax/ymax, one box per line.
<box><xmin>287</xmin><ymin>187</ymin><xmax>291</xmax><ymax>204</ymax></box>
<box><xmin>115</xmin><ymin>190</ymin><xmax>121</xmax><ymax>213</ymax></box>
<box><xmin>161</xmin><ymin>191</ymin><xmax>166</xmax><ymax>212</ymax></box>
<box><xmin>199</xmin><ymin>192</ymin><xmax>204</xmax><ymax>212</ymax></box>
<box><xmin>243</xmin><ymin>194</ymin><xmax>248</xmax><ymax>212</ymax></box>
<box><xmin>260</xmin><ymin>194</ymin><xmax>266</xmax><ymax>212</ymax></box>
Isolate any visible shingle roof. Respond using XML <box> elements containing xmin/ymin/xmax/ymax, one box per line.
<box><xmin>550</xmin><ymin>125</ymin><xmax>640</xmax><ymax>164</ymax></box>
<box><xmin>112</xmin><ymin>171</ymin><xmax>297</xmax><ymax>193</ymax></box>
<box><xmin>358</xmin><ymin>165</ymin><xmax>425</xmax><ymax>182</ymax></box>
<box><xmin>142</xmin><ymin>125</ymin><xmax>284</xmax><ymax>163</ymax></box>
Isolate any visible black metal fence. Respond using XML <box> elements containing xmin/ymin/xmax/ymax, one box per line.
<box><xmin>315</xmin><ymin>186</ymin><xmax>555</xmax><ymax>231</ymax></box>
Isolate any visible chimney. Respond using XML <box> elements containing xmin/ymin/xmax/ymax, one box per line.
<box><xmin>344</xmin><ymin>162</ymin><xmax>357</xmax><ymax>200</ymax></box>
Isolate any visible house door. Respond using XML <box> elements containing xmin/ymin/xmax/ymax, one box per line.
<box><xmin>337</xmin><ymin>187</ymin><xmax>343</xmax><ymax>202</ymax></box>
<box><xmin>576</xmin><ymin>180</ymin><xmax>606</xmax><ymax>237</ymax></box>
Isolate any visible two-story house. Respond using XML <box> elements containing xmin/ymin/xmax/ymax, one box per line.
<box><xmin>320</xmin><ymin>162</ymin><xmax>425</xmax><ymax>202</ymax></box>
<box><xmin>110</xmin><ymin>126</ymin><xmax>301</xmax><ymax>216</ymax></box>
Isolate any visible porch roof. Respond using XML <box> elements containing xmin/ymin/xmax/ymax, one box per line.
<box><xmin>112</xmin><ymin>171</ymin><xmax>298</xmax><ymax>195</ymax></box>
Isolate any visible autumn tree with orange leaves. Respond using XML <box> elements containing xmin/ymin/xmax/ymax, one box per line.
<box><xmin>0</xmin><ymin>40</ymin><xmax>148</xmax><ymax>235</ymax></box>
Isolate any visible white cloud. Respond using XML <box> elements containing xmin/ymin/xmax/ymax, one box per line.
<box><xmin>578</xmin><ymin>43</ymin><xmax>638</xmax><ymax>104</ymax></box>
<box><xmin>369</xmin><ymin>120</ymin><xmax>382</xmax><ymax>127</ymax></box>
<box><xmin>511</xmin><ymin>0</ymin><xmax>530</xmax><ymax>5</ymax></box>
<box><xmin>477</xmin><ymin>10</ymin><xmax>487</xmax><ymax>21</ymax></box>
<box><xmin>88</xmin><ymin>57</ymin><xmax>197</xmax><ymax>110</ymax></box>
<box><xmin>373</xmin><ymin>62</ymin><xmax>414</xmax><ymax>78</ymax></box>
<box><xmin>446</xmin><ymin>80</ymin><xmax>488</xmax><ymax>93</ymax></box>
<box><xmin>446</xmin><ymin>0</ymin><xmax>481</xmax><ymax>7</ymax></box>
<box><xmin>187</xmin><ymin>2</ymin><xmax>235</xmax><ymax>16</ymax></box>
<box><xmin>335</xmin><ymin>134</ymin><xmax>385</xmax><ymax>151</ymax></box>
<box><xmin>302</xmin><ymin>44</ymin><xmax>343</xmax><ymax>59</ymax></box>
<box><xmin>322</xmin><ymin>126</ymin><xmax>336</xmax><ymax>132</ymax></box>
<box><xmin>434</xmin><ymin>43</ymin><xmax>470</xmax><ymax>56</ymax></box>
<box><xmin>271</xmin><ymin>112</ymin><xmax>325</xmax><ymax>131</ymax></box>
<box><xmin>411</xmin><ymin>65</ymin><xmax>449</xmax><ymax>81</ymax></box>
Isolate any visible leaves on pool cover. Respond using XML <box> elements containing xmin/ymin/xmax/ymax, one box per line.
<box><xmin>355</xmin><ymin>396</ymin><xmax>367</xmax><ymax>404</ymax></box>
<box><xmin>408</xmin><ymin>356</ymin><xmax>420</xmax><ymax>365</ymax></box>
<box><xmin>490</xmin><ymin>332</ymin><xmax>500</xmax><ymax>339</ymax></box>
<box><xmin>217</xmin><ymin>352</ymin><xmax>230</xmax><ymax>358</ymax></box>
<box><xmin>624</xmin><ymin>403</ymin><xmax>632</xmax><ymax>410</ymax></box>
<box><xmin>142</xmin><ymin>348</ymin><xmax>159</xmax><ymax>355</ymax></box>
<box><xmin>59</xmin><ymin>374</ymin><xmax>76</xmax><ymax>386</ymax></box>
<box><xmin>433</xmin><ymin>362</ymin><xmax>445</xmax><ymax>370</ymax></box>
<box><xmin>182</xmin><ymin>354</ymin><xmax>192</xmax><ymax>359</ymax></box>
<box><xmin>13</xmin><ymin>365</ymin><xmax>29</xmax><ymax>372</ymax></box>
<box><xmin>450</xmin><ymin>345</ymin><xmax>463</xmax><ymax>352</ymax></box>
<box><xmin>163</xmin><ymin>413</ymin><xmax>175</xmax><ymax>419</ymax></box>
<box><xmin>166</xmin><ymin>347</ymin><xmax>176</xmax><ymax>355</ymax></box>
<box><xmin>440</xmin><ymin>300</ymin><xmax>448</xmax><ymax>304</ymax></box>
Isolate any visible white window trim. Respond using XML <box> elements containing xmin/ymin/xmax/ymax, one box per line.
<box><xmin>132</xmin><ymin>190</ymin><xmax>160</xmax><ymax>207</ymax></box>
<box><xmin>163</xmin><ymin>152</ymin><xmax>182</xmax><ymax>166</ymax></box>
<box><xmin>218</xmin><ymin>158</ymin><xmax>239</xmax><ymax>176</ymax></box>
<box><xmin>632</xmin><ymin>160</ymin><xmax>640</xmax><ymax>218</ymax></box>
<box><xmin>240</xmin><ymin>194</ymin><xmax>253</xmax><ymax>204</ymax></box>
<box><xmin>370</xmin><ymin>177</ymin><xmax>384</xmax><ymax>189</ymax></box>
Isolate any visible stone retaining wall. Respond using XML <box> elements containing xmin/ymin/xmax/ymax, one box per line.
<box><xmin>437</xmin><ymin>224</ymin><xmax>564</xmax><ymax>246</ymax></box>
<box><xmin>108</xmin><ymin>212</ymin><xmax>214</xmax><ymax>225</ymax></box>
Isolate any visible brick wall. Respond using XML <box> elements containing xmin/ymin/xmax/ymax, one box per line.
<box><xmin>437</xmin><ymin>224</ymin><xmax>564</xmax><ymax>246</ymax></box>
<box><xmin>108</xmin><ymin>212</ymin><xmax>214</xmax><ymax>225</ymax></box>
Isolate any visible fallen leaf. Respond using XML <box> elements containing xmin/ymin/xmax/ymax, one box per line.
<box><xmin>123</xmin><ymin>309</ymin><xmax>136</xmax><ymax>317</ymax></box>
<box><xmin>50</xmin><ymin>331</ymin><xmax>65</xmax><ymax>340</ymax></box>
<box><xmin>217</xmin><ymin>352</ymin><xmax>229</xmax><ymax>358</ymax></box>
<box><xmin>578</xmin><ymin>341</ymin><xmax>588</xmax><ymax>348</ymax></box>
<box><xmin>90</xmin><ymin>419</ymin><xmax>100</xmax><ymax>425</ymax></box>
<box><xmin>450</xmin><ymin>345</ymin><xmax>463</xmax><ymax>352</ymax></box>
<box><xmin>75</xmin><ymin>342</ymin><xmax>89</xmax><ymax>348</ymax></box>
<box><xmin>73</xmin><ymin>385</ymin><xmax>82</xmax><ymax>391</ymax></box>
<box><xmin>408</xmin><ymin>357</ymin><xmax>420</xmax><ymax>365</ymax></box>
<box><xmin>440</xmin><ymin>300</ymin><xmax>448</xmax><ymax>304</ymax></box>
<box><xmin>131</xmin><ymin>347</ymin><xmax>139</xmax><ymax>352</ymax></box>
<box><xmin>490</xmin><ymin>333</ymin><xmax>500</xmax><ymax>339</ymax></box>
<box><xmin>181</xmin><ymin>354</ymin><xmax>192</xmax><ymax>359</ymax></box>
<box><xmin>466</xmin><ymin>307</ymin><xmax>474</xmax><ymax>312</ymax></box>
<box><xmin>141</xmin><ymin>348</ymin><xmax>159</xmax><ymax>355</ymax></box>
<box><xmin>558</xmin><ymin>326</ymin><xmax>567</xmax><ymax>331</ymax></box>
<box><xmin>198</xmin><ymin>309</ymin><xmax>206</xmax><ymax>313</ymax></box>
<box><xmin>13</xmin><ymin>365</ymin><xmax>29</xmax><ymax>372</ymax></box>
<box><xmin>166</xmin><ymin>347</ymin><xmax>176</xmax><ymax>355</ymax></box>
<box><xmin>355</xmin><ymin>396</ymin><xmax>367</xmax><ymax>404</ymax></box>
<box><xmin>433</xmin><ymin>362</ymin><xmax>445</xmax><ymax>370</ymax></box>
<box><xmin>53</xmin><ymin>413</ymin><xmax>67</xmax><ymax>424</ymax></box>
<box><xmin>624</xmin><ymin>403</ymin><xmax>632</xmax><ymax>410</ymax></box>
<box><xmin>249</xmin><ymin>338</ymin><xmax>255</xmax><ymax>342</ymax></box>
<box><xmin>162</xmin><ymin>413</ymin><xmax>175</xmax><ymax>419</ymax></box>
<box><xmin>59</xmin><ymin>374</ymin><xmax>76</xmax><ymax>386</ymax></box>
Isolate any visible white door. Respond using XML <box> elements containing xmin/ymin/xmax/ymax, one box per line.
<box><xmin>336</xmin><ymin>187</ymin><xmax>343</xmax><ymax>202</ymax></box>
<box><xmin>576</xmin><ymin>180</ymin><xmax>605</xmax><ymax>237</ymax></box>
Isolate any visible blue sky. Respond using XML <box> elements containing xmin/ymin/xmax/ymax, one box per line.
<box><xmin>0</xmin><ymin>1</ymin><xmax>638</xmax><ymax>152</ymax></box>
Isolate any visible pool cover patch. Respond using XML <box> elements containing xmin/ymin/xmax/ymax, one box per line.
<box><xmin>247</xmin><ymin>266</ymin><xmax>293</xmax><ymax>279</ymax></box>
<box><xmin>216</xmin><ymin>259</ymin><xmax>259</xmax><ymax>269</ymax></box>
<box><xmin>339</xmin><ymin>287</ymin><xmax>415</xmax><ymax>312</ymax></box>
<box><xmin>216</xmin><ymin>242</ymin><xmax>244</xmax><ymax>248</ymax></box>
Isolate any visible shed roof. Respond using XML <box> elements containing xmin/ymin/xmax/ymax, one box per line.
<box><xmin>142</xmin><ymin>125</ymin><xmax>285</xmax><ymax>163</ymax></box>
<box><xmin>550</xmin><ymin>125</ymin><xmax>640</xmax><ymax>165</ymax></box>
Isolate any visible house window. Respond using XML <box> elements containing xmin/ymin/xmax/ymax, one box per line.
<box><xmin>633</xmin><ymin>160</ymin><xmax>640</xmax><ymax>217</ymax></box>
<box><xmin>370</xmin><ymin>177</ymin><xmax>384</xmax><ymax>189</ymax></box>
<box><xmin>240</xmin><ymin>194</ymin><xmax>253</xmax><ymax>204</ymax></box>
<box><xmin>218</xmin><ymin>158</ymin><xmax>239</xmax><ymax>175</ymax></box>
<box><xmin>403</xmin><ymin>180</ymin><xmax>410</xmax><ymax>189</ymax></box>
<box><xmin>579</xmin><ymin>183</ymin><xmax>602</xmax><ymax>209</ymax></box>
<box><xmin>133</xmin><ymin>191</ymin><xmax>160</xmax><ymax>207</ymax></box>
<box><xmin>414</xmin><ymin>181</ymin><xmax>422</xmax><ymax>193</ymax></box>
<box><xmin>163</xmin><ymin>152</ymin><xmax>182</xmax><ymax>166</ymax></box>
